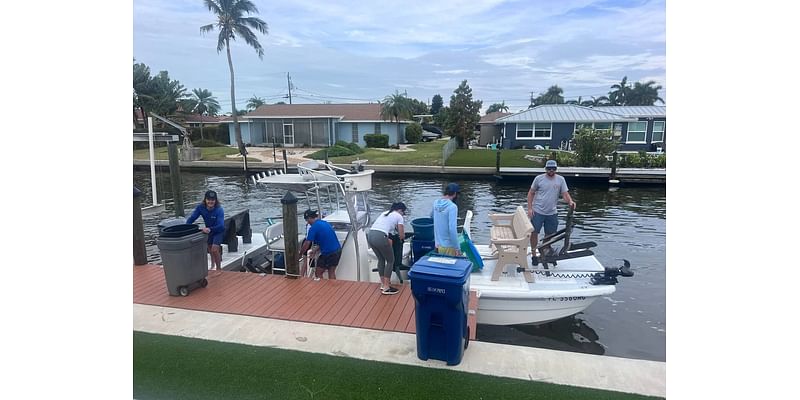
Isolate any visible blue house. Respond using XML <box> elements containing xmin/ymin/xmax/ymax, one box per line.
<box><xmin>495</xmin><ymin>104</ymin><xmax>666</xmax><ymax>152</ymax></box>
<box><xmin>219</xmin><ymin>103</ymin><xmax>411</xmax><ymax>147</ymax></box>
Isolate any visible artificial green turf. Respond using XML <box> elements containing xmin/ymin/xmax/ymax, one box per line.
<box><xmin>134</xmin><ymin>331</ymin><xmax>661</xmax><ymax>400</ymax></box>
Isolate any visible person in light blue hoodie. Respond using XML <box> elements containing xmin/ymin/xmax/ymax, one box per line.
<box><xmin>431</xmin><ymin>182</ymin><xmax>462</xmax><ymax>256</ymax></box>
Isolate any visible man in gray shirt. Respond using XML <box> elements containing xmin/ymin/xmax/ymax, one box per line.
<box><xmin>527</xmin><ymin>160</ymin><xmax>576</xmax><ymax>265</ymax></box>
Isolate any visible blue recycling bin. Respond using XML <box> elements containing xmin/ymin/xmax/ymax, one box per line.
<box><xmin>411</xmin><ymin>238</ymin><xmax>435</xmax><ymax>265</ymax></box>
<box><xmin>408</xmin><ymin>255</ymin><xmax>472</xmax><ymax>365</ymax></box>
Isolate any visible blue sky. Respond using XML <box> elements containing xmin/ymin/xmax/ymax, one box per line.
<box><xmin>133</xmin><ymin>0</ymin><xmax>665</xmax><ymax>113</ymax></box>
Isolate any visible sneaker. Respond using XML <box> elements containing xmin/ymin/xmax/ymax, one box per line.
<box><xmin>381</xmin><ymin>287</ymin><xmax>399</xmax><ymax>295</ymax></box>
<box><xmin>313</xmin><ymin>277</ymin><xmax>321</xmax><ymax>281</ymax></box>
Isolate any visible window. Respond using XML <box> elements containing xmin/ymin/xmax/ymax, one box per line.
<box><xmin>516</xmin><ymin>123</ymin><xmax>533</xmax><ymax>138</ymax></box>
<box><xmin>594</xmin><ymin>122</ymin><xmax>612</xmax><ymax>136</ymax></box>
<box><xmin>627</xmin><ymin>121</ymin><xmax>647</xmax><ymax>143</ymax></box>
<box><xmin>614</xmin><ymin>123</ymin><xmax>623</xmax><ymax>137</ymax></box>
<box><xmin>575</xmin><ymin>123</ymin><xmax>592</xmax><ymax>132</ymax></box>
<box><xmin>652</xmin><ymin>121</ymin><xmax>665</xmax><ymax>142</ymax></box>
<box><xmin>352</xmin><ymin>123</ymin><xmax>358</xmax><ymax>142</ymax></box>
<box><xmin>534</xmin><ymin>123</ymin><xmax>552</xmax><ymax>139</ymax></box>
<box><xmin>374</xmin><ymin>123</ymin><xmax>381</xmax><ymax>134</ymax></box>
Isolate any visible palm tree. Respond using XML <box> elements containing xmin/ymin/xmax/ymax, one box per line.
<box><xmin>380</xmin><ymin>91</ymin><xmax>413</xmax><ymax>144</ymax></box>
<box><xmin>485</xmin><ymin>101</ymin><xmax>509</xmax><ymax>114</ymax></box>
<box><xmin>246</xmin><ymin>95</ymin><xmax>266</xmax><ymax>111</ymax></box>
<box><xmin>565</xmin><ymin>96</ymin><xmax>583</xmax><ymax>105</ymax></box>
<box><xmin>531</xmin><ymin>85</ymin><xmax>565</xmax><ymax>106</ymax></box>
<box><xmin>189</xmin><ymin>88</ymin><xmax>220</xmax><ymax>140</ymax></box>
<box><xmin>608</xmin><ymin>76</ymin><xmax>631</xmax><ymax>106</ymax></box>
<box><xmin>628</xmin><ymin>81</ymin><xmax>664</xmax><ymax>106</ymax></box>
<box><xmin>201</xmin><ymin>0</ymin><xmax>268</xmax><ymax>171</ymax></box>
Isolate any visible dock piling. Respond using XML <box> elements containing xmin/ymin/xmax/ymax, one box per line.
<box><xmin>168</xmin><ymin>143</ymin><xmax>184</xmax><ymax>217</ymax></box>
<box><xmin>281</xmin><ymin>192</ymin><xmax>299</xmax><ymax>278</ymax></box>
<box><xmin>133</xmin><ymin>187</ymin><xmax>147</xmax><ymax>265</ymax></box>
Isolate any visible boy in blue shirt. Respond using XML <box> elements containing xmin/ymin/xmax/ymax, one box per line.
<box><xmin>298</xmin><ymin>209</ymin><xmax>341</xmax><ymax>280</ymax></box>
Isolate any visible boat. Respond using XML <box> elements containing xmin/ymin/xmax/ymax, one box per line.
<box><xmin>237</xmin><ymin>159</ymin><xmax>633</xmax><ymax>325</ymax></box>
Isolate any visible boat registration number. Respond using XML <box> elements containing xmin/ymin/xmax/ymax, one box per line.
<box><xmin>548</xmin><ymin>296</ymin><xmax>586</xmax><ymax>302</ymax></box>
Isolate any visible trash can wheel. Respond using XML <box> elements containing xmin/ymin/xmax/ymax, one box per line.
<box><xmin>465</xmin><ymin>327</ymin><xmax>470</xmax><ymax>349</ymax></box>
<box><xmin>179</xmin><ymin>286</ymin><xmax>189</xmax><ymax>297</ymax></box>
<box><xmin>200</xmin><ymin>278</ymin><xmax>208</xmax><ymax>288</ymax></box>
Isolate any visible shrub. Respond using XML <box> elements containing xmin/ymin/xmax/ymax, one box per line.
<box><xmin>307</xmin><ymin>145</ymin><xmax>356</xmax><ymax>160</ymax></box>
<box><xmin>650</xmin><ymin>154</ymin><xmax>666</xmax><ymax>168</ymax></box>
<box><xmin>573</xmin><ymin>128</ymin><xmax>617</xmax><ymax>167</ymax></box>
<box><xmin>364</xmin><ymin>134</ymin><xmax>389</xmax><ymax>148</ymax></box>
<box><xmin>405</xmin><ymin>123</ymin><xmax>423</xmax><ymax>144</ymax></box>
<box><xmin>335</xmin><ymin>141</ymin><xmax>364</xmax><ymax>154</ymax></box>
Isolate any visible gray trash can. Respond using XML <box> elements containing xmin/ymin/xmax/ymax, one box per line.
<box><xmin>156</xmin><ymin>224</ymin><xmax>209</xmax><ymax>296</ymax></box>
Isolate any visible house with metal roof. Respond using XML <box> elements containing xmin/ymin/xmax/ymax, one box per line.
<box><xmin>495</xmin><ymin>104</ymin><xmax>666</xmax><ymax>152</ymax></box>
<box><xmin>220</xmin><ymin>103</ymin><xmax>411</xmax><ymax>147</ymax></box>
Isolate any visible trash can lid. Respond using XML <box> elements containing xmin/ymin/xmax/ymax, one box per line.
<box><xmin>408</xmin><ymin>255</ymin><xmax>471</xmax><ymax>282</ymax></box>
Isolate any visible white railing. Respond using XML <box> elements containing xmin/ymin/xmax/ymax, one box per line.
<box><xmin>442</xmin><ymin>136</ymin><xmax>458</xmax><ymax>167</ymax></box>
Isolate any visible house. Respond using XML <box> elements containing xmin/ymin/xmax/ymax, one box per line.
<box><xmin>184</xmin><ymin>114</ymin><xmax>222</xmax><ymax>127</ymax></box>
<box><xmin>495</xmin><ymin>104</ymin><xmax>666</xmax><ymax>152</ymax></box>
<box><xmin>478</xmin><ymin>111</ymin><xmax>511</xmax><ymax>146</ymax></box>
<box><xmin>220</xmin><ymin>103</ymin><xmax>411</xmax><ymax>147</ymax></box>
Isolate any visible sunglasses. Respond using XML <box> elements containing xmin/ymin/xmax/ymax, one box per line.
<box><xmin>545</xmin><ymin>167</ymin><xmax>557</xmax><ymax>171</ymax></box>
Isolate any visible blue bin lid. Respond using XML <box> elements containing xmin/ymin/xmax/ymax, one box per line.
<box><xmin>408</xmin><ymin>255</ymin><xmax>471</xmax><ymax>284</ymax></box>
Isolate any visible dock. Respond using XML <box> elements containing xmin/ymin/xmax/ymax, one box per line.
<box><xmin>134</xmin><ymin>264</ymin><xmax>478</xmax><ymax>340</ymax></box>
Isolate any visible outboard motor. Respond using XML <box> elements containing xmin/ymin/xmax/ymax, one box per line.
<box><xmin>591</xmin><ymin>259</ymin><xmax>634</xmax><ymax>285</ymax></box>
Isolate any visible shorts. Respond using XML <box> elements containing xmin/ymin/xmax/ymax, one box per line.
<box><xmin>317</xmin><ymin>250</ymin><xmax>341</xmax><ymax>270</ymax></box>
<box><xmin>531</xmin><ymin>213</ymin><xmax>558</xmax><ymax>235</ymax></box>
<box><xmin>208</xmin><ymin>232</ymin><xmax>224</xmax><ymax>246</ymax></box>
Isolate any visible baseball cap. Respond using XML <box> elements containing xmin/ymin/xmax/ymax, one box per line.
<box><xmin>204</xmin><ymin>190</ymin><xmax>218</xmax><ymax>200</ymax></box>
<box><xmin>303</xmin><ymin>209</ymin><xmax>319</xmax><ymax>219</ymax></box>
<box><xmin>545</xmin><ymin>160</ymin><xmax>558</xmax><ymax>169</ymax></box>
<box><xmin>445</xmin><ymin>182</ymin><xmax>460</xmax><ymax>194</ymax></box>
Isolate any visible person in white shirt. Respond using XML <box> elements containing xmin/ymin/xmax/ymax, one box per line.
<box><xmin>367</xmin><ymin>202</ymin><xmax>407</xmax><ymax>295</ymax></box>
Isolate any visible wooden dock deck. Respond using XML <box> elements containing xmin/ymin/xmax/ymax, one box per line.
<box><xmin>134</xmin><ymin>265</ymin><xmax>477</xmax><ymax>340</ymax></box>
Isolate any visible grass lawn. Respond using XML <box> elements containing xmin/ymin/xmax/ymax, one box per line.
<box><xmin>133</xmin><ymin>146</ymin><xmax>259</xmax><ymax>162</ymax></box>
<box><xmin>327</xmin><ymin>139</ymin><xmax>448</xmax><ymax>165</ymax></box>
<box><xmin>134</xmin><ymin>332</ymin><xmax>660</xmax><ymax>400</ymax></box>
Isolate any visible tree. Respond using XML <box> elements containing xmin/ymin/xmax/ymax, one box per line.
<box><xmin>485</xmin><ymin>101</ymin><xmax>509</xmax><ymax>114</ymax></box>
<box><xmin>246</xmin><ymin>95</ymin><xmax>266</xmax><ymax>111</ymax></box>
<box><xmin>380</xmin><ymin>91</ymin><xmax>413</xmax><ymax>144</ymax></box>
<box><xmin>433</xmin><ymin>106</ymin><xmax>449</xmax><ymax>128</ymax></box>
<box><xmin>147</xmin><ymin>70</ymin><xmax>188</xmax><ymax>118</ymax></box>
<box><xmin>573</xmin><ymin>127</ymin><xmax>618</xmax><ymax>167</ymax></box>
<box><xmin>608</xmin><ymin>76</ymin><xmax>631</xmax><ymax>106</ymax></box>
<box><xmin>627</xmin><ymin>81</ymin><xmax>664</xmax><ymax>106</ymax></box>
<box><xmin>201</xmin><ymin>0</ymin><xmax>268</xmax><ymax>171</ymax></box>
<box><xmin>585</xmin><ymin>95</ymin><xmax>610</xmax><ymax>107</ymax></box>
<box><xmin>445</xmin><ymin>80</ymin><xmax>482</xmax><ymax>149</ymax></box>
<box><xmin>408</xmin><ymin>98</ymin><xmax>429</xmax><ymax>116</ymax></box>
<box><xmin>133</xmin><ymin>62</ymin><xmax>153</xmax><ymax>129</ymax></box>
<box><xmin>530</xmin><ymin>85</ymin><xmax>565</xmax><ymax>107</ymax></box>
<box><xmin>188</xmin><ymin>88</ymin><xmax>220</xmax><ymax>140</ymax></box>
<box><xmin>430</xmin><ymin>94</ymin><xmax>443</xmax><ymax>115</ymax></box>
<box><xmin>405</xmin><ymin>123</ymin><xmax>423</xmax><ymax>144</ymax></box>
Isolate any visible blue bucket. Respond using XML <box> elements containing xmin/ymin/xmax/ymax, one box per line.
<box><xmin>411</xmin><ymin>218</ymin><xmax>434</xmax><ymax>241</ymax></box>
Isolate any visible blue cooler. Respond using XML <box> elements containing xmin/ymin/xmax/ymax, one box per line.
<box><xmin>408</xmin><ymin>255</ymin><xmax>472</xmax><ymax>365</ymax></box>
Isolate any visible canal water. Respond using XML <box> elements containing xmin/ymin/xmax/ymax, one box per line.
<box><xmin>134</xmin><ymin>170</ymin><xmax>666</xmax><ymax>362</ymax></box>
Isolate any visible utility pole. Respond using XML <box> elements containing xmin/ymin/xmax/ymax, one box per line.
<box><xmin>287</xmin><ymin>72</ymin><xmax>293</xmax><ymax>104</ymax></box>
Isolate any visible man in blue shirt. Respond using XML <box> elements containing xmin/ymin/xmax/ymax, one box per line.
<box><xmin>298</xmin><ymin>209</ymin><xmax>342</xmax><ymax>280</ymax></box>
<box><xmin>431</xmin><ymin>182</ymin><xmax>462</xmax><ymax>256</ymax></box>
<box><xmin>186</xmin><ymin>190</ymin><xmax>225</xmax><ymax>272</ymax></box>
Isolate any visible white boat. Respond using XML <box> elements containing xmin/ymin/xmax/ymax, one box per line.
<box><xmin>241</xmin><ymin>160</ymin><xmax>632</xmax><ymax>326</ymax></box>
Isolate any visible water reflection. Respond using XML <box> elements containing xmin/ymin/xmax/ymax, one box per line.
<box><xmin>477</xmin><ymin>315</ymin><xmax>606</xmax><ymax>356</ymax></box>
<box><xmin>133</xmin><ymin>169</ymin><xmax>665</xmax><ymax>362</ymax></box>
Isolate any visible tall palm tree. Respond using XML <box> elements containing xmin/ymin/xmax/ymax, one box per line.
<box><xmin>246</xmin><ymin>95</ymin><xmax>266</xmax><ymax>111</ymax></box>
<box><xmin>380</xmin><ymin>91</ymin><xmax>413</xmax><ymax>144</ymax></box>
<box><xmin>201</xmin><ymin>0</ymin><xmax>268</xmax><ymax>171</ymax></box>
<box><xmin>189</xmin><ymin>88</ymin><xmax>220</xmax><ymax>140</ymax></box>
<box><xmin>628</xmin><ymin>81</ymin><xmax>665</xmax><ymax>106</ymax></box>
<box><xmin>133</xmin><ymin>62</ymin><xmax>153</xmax><ymax>129</ymax></box>
<box><xmin>532</xmin><ymin>85</ymin><xmax>565</xmax><ymax>106</ymax></box>
<box><xmin>608</xmin><ymin>76</ymin><xmax>631</xmax><ymax>106</ymax></box>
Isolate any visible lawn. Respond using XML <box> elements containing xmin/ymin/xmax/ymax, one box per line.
<box><xmin>133</xmin><ymin>331</ymin><xmax>660</xmax><ymax>400</ymax></box>
<box><xmin>326</xmin><ymin>139</ymin><xmax>449</xmax><ymax>165</ymax></box>
<box><xmin>133</xmin><ymin>145</ymin><xmax>259</xmax><ymax>162</ymax></box>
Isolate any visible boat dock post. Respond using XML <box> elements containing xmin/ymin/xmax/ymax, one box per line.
<box><xmin>133</xmin><ymin>187</ymin><xmax>147</xmax><ymax>265</ymax></box>
<box><xmin>281</xmin><ymin>191</ymin><xmax>300</xmax><ymax>278</ymax></box>
<box><xmin>168</xmin><ymin>143</ymin><xmax>184</xmax><ymax>217</ymax></box>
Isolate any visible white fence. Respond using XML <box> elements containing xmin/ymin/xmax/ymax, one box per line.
<box><xmin>441</xmin><ymin>136</ymin><xmax>458</xmax><ymax>167</ymax></box>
